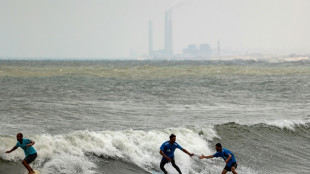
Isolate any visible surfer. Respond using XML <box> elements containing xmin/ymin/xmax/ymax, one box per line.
<box><xmin>199</xmin><ymin>143</ymin><xmax>238</xmax><ymax>174</ymax></box>
<box><xmin>6</xmin><ymin>133</ymin><xmax>37</xmax><ymax>174</ymax></box>
<box><xmin>159</xmin><ymin>134</ymin><xmax>194</xmax><ymax>174</ymax></box>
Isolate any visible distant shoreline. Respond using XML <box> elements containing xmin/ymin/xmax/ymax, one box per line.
<box><xmin>0</xmin><ymin>56</ymin><xmax>309</xmax><ymax>63</ymax></box>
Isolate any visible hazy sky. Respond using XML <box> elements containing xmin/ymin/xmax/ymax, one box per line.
<box><xmin>0</xmin><ymin>0</ymin><xmax>309</xmax><ymax>58</ymax></box>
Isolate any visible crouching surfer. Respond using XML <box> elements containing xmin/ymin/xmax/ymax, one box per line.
<box><xmin>6</xmin><ymin>133</ymin><xmax>38</xmax><ymax>174</ymax></box>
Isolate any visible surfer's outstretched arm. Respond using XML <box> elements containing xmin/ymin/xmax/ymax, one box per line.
<box><xmin>199</xmin><ymin>155</ymin><xmax>214</xmax><ymax>159</ymax></box>
<box><xmin>182</xmin><ymin>149</ymin><xmax>194</xmax><ymax>157</ymax></box>
<box><xmin>6</xmin><ymin>146</ymin><xmax>18</xmax><ymax>153</ymax></box>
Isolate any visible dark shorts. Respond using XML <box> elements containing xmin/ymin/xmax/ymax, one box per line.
<box><xmin>224</xmin><ymin>162</ymin><xmax>237</xmax><ymax>171</ymax></box>
<box><xmin>24</xmin><ymin>153</ymin><xmax>37</xmax><ymax>164</ymax></box>
<box><xmin>160</xmin><ymin>157</ymin><xmax>175</xmax><ymax>164</ymax></box>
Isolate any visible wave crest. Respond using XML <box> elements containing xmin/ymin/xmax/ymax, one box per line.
<box><xmin>0</xmin><ymin>126</ymin><xmax>218</xmax><ymax>174</ymax></box>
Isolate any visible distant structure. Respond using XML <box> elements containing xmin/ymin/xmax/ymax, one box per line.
<box><xmin>217</xmin><ymin>40</ymin><xmax>221</xmax><ymax>57</ymax></box>
<box><xmin>182</xmin><ymin>44</ymin><xmax>212</xmax><ymax>58</ymax></box>
<box><xmin>148</xmin><ymin>10</ymin><xmax>174</xmax><ymax>58</ymax></box>
<box><xmin>183</xmin><ymin>44</ymin><xmax>198</xmax><ymax>55</ymax></box>
<box><xmin>164</xmin><ymin>10</ymin><xmax>173</xmax><ymax>56</ymax></box>
<box><xmin>148</xmin><ymin>20</ymin><xmax>153</xmax><ymax>56</ymax></box>
<box><xmin>147</xmin><ymin>10</ymin><xmax>213</xmax><ymax>59</ymax></box>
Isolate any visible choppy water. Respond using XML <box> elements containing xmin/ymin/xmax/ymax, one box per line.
<box><xmin>0</xmin><ymin>60</ymin><xmax>309</xmax><ymax>174</ymax></box>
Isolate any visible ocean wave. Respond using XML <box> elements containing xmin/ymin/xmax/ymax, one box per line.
<box><xmin>262</xmin><ymin>119</ymin><xmax>309</xmax><ymax>130</ymax></box>
<box><xmin>205</xmin><ymin>118</ymin><xmax>310</xmax><ymax>132</ymax></box>
<box><xmin>0</xmin><ymin>126</ymin><xmax>223</xmax><ymax>174</ymax></box>
<box><xmin>1</xmin><ymin>121</ymin><xmax>306</xmax><ymax>174</ymax></box>
<box><xmin>229</xmin><ymin>119</ymin><xmax>310</xmax><ymax>131</ymax></box>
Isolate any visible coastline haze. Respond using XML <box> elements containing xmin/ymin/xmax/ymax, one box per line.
<box><xmin>0</xmin><ymin>0</ymin><xmax>310</xmax><ymax>59</ymax></box>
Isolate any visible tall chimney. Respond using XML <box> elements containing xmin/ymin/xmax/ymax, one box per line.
<box><xmin>218</xmin><ymin>40</ymin><xmax>221</xmax><ymax>57</ymax></box>
<box><xmin>148</xmin><ymin>20</ymin><xmax>153</xmax><ymax>56</ymax></box>
<box><xmin>165</xmin><ymin>10</ymin><xmax>173</xmax><ymax>56</ymax></box>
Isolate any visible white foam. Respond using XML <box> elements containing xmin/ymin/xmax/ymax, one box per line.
<box><xmin>0</xmin><ymin>126</ymin><xmax>256</xmax><ymax>174</ymax></box>
<box><xmin>263</xmin><ymin>119</ymin><xmax>309</xmax><ymax>130</ymax></box>
<box><xmin>41</xmin><ymin>154</ymin><xmax>96</xmax><ymax>174</ymax></box>
<box><xmin>231</xmin><ymin>118</ymin><xmax>309</xmax><ymax>131</ymax></box>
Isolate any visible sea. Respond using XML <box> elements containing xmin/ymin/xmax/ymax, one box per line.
<box><xmin>0</xmin><ymin>59</ymin><xmax>309</xmax><ymax>174</ymax></box>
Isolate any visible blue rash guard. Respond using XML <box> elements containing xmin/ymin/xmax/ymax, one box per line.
<box><xmin>160</xmin><ymin>141</ymin><xmax>183</xmax><ymax>158</ymax></box>
<box><xmin>213</xmin><ymin>148</ymin><xmax>237</xmax><ymax>167</ymax></box>
<box><xmin>16</xmin><ymin>139</ymin><xmax>37</xmax><ymax>157</ymax></box>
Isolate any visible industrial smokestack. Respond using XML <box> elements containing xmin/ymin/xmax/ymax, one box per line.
<box><xmin>218</xmin><ymin>40</ymin><xmax>221</xmax><ymax>57</ymax></box>
<box><xmin>164</xmin><ymin>10</ymin><xmax>173</xmax><ymax>56</ymax></box>
<box><xmin>148</xmin><ymin>20</ymin><xmax>153</xmax><ymax>56</ymax></box>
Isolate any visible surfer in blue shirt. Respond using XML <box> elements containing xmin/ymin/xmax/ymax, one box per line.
<box><xmin>159</xmin><ymin>134</ymin><xmax>194</xmax><ymax>174</ymax></box>
<box><xmin>200</xmin><ymin>143</ymin><xmax>238</xmax><ymax>174</ymax></box>
<box><xmin>6</xmin><ymin>133</ymin><xmax>37</xmax><ymax>174</ymax></box>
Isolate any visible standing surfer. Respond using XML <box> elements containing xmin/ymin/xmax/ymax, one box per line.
<box><xmin>159</xmin><ymin>134</ymin><xmax>194</xmax><ymax>174</ymax></box>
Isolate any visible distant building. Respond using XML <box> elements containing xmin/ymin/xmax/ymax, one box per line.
<box><xmin>182</xmin><ymin>44</ymin><xmax>212</xmax><ymax>58</ymax></box>
<box><xmin>199</xmin><ymin>44</ymin><xmax>212</xmax><ymax>57</ymax></box>
<box><xmin>148</xmin><ymin>10</ymin><xmax>214</xmax><ymax>59</ymax></box>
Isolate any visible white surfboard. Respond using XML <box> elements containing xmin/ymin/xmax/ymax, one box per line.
<box><xmin>151</xmin><ymin>171</ymin><xmax>164</xmax><ymax>174</ymax></box>
<box><xmin>24</xmin><ymin>170</ymin><xmax>40</xmax><ymax>174</ymax></box>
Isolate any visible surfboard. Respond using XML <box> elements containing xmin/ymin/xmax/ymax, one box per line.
<box><xmin>24</xmin><ymin>170</ymin><xmax>40</xmax><ymax>174</ymax></box>
<box><xmin>151</xmin><ymin>171</ymin><xmax>164</xmax><ymax>174</ymax></box>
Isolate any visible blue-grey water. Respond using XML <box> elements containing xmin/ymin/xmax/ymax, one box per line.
<box><xmin>0</xmin><ymin>60</ymin><xmax>309</xmax><ymax>174</ymax></box>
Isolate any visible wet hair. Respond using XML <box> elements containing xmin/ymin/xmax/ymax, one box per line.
<box><xmin>216</xmin><ymin>143</ymin><xmax>222</xmax><ymax>148</ymax></box>
<box><xmin>169</xmin><ymin>134</ymin><xmax>176</xmax><ymax>139</ymax></box>
<box><xmin>17</xmin><ymin>133</ymin><xmax>23</xmax><ymax>138</ymax></box>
